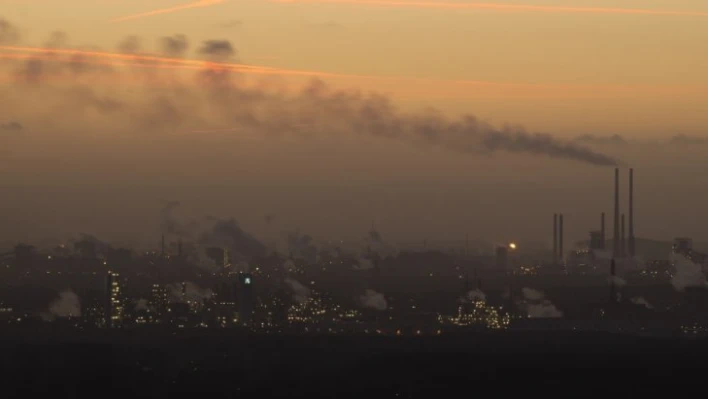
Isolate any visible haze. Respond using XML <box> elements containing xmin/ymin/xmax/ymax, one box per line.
<box><xmin>1</xmin><ymin>0</ymin><xmax>708</xmax><ymax>247</ymax></box>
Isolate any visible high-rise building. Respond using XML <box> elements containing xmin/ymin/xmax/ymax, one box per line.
<box><xmin>105</xmin><ymin>271</ymin><xmax>124</xmax><ymax>328</ymax></box>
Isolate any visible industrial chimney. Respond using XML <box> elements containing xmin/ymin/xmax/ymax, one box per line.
<box><xmin>628</xmin><ymin>168</ymin><xmax>635</xmax><ymax>258</ymax></box>
<box><xmin>553</xmin><ymin>214</ymin><xmax>558</xmax><ymax>264</ymax></box>
<box><xmin>610</xmin><ymin>259</ymin><xmax>617</xmax><ymax>304</ymax></box>
<box><xmin>621</xmin><ymin>214</ymin><xmax>626</xmax><ymax>258</ymax></box>
<box><xmin>613</xmin><ymin>168</ymin><xmax>620</xmax><ymax>258</ymax></box>
<box><xmin>559</xmin><ymin>213</ymin><xmax>564</xmax><ymax>262</ymax></box>
<box><xmin>600</xmin><ymin>212</ymin><xmax>605</xmax><ymax>250</ymax></box>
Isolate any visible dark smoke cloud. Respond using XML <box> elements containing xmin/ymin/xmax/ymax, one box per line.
<box><xmin>117</xmin><ymin>35</ymin><xmax>142</xmax><ymax>54</ymax></box>
<box><xmin>574</xmin><ymin>134</ymin><xmax>627</xmax><ymax>146</ymax></box>
<box><xmin>199</xmin><ymin>218</ymin><xmax>266</xmax><ymax>259</ymax></box>
<box><xmin>160</xmin><ymin>34</ymin><xmax>189</xmax><ymax>57</ymax></box>
<box><xmin>217</xmin><ymin>20</ymin><xmax>243</xmax><ymax>29</ymax></box>
<box><xmin>287</xmin><ymin>230</ymin><xmax>318</xmax><ymax>260</ymax></box>
<box><xmin>669</xmin><ymin>134</ymin><xmax>708</xmax><ymax>145</ymax></box>
<box><xmin>198</xmin><ymin>40</ymin><xmax>237</xmax><ymax>60</ymax></box>
<box><xmin>1</xmin><ymin>121</ymin><xmax>22</xmax><ymax>131</ymax></box>
<box><xmin>1</xmin><ymin>23</ymin><xmax>619</xmax><ymax>167</ymax></box>
<box><xmin>44</xmin><ymin>31</ymin><xmax>68</xmax><ymax>48</ymax></box>
<box><xmin>0</xmin><ymin>18</ymin><xmax>20</xmax><ymax>44</ymax></box>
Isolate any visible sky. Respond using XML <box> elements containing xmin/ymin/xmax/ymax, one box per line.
<box><xmin>1</xmin><ymin>1</ymin><xmax>708</xmax><ymax>248</ymax></box>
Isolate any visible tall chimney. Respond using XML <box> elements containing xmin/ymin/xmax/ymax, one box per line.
<box><xmin>629</xmin><ymin>168</ymin><xmax>635</xmax><ymax>258</ymax></box>
<box><xmin>621</xmin><ymin>214</ymin><xmax>626</xmax><ymax>258</ymax></box>
<box><xmin>161</xmin><ymin>234</ymin><xmax>165</xmax><ymax>256</ymax></box>
<box><xmin>610</xmin><ymin>259</ymin><xmax>617</xmax><ymax>304</ymax></box>
<box><xmin>600</xmin><ymin>212</ymin><xmax>606</xmax><ymax>250</ymax></box>
<box><xmin>613</xmin><ymin>168</ymin><xmax>620</xmax><ymax>258</ymax></box>
<box><xmin>559</xmin><ymin>213</ymin><xmax>564</xmax><ymax>262</ymax></box>
<box><xmin>553</xmin><ymin>214</ymin><xmax>558</xmax><ymax>263</ymax></box>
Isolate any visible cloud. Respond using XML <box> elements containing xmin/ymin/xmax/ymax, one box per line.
<box><xmin>117</xmin><ymin>35</ymin><xmax>142</xmax><ymax>54</ymax></box>
<box><xmin>198</xmin><ymin>40</ymin><xmax>237</xmax><ymax>60</ymax></box>
<box><xmin>0</xmin><ymin>19</ymin><xmax>20</xmax><ymax>44</ymax></box>
<box><xmin>670</xmin><ymin>253</ymin><xmax>708</xmax><ymax>291</ymax></box>
<box><xmin>284</xmin><ymin>278</ymin><xmax>311</xmax><ymax>304</ymax></box>
<box><xmin>630</xmin><ymin>296</ymin><xmax>653</xmax><ymax>309</ymax></box>
<box><xmin>359</xmin><ymin>289</ymin><xmax>387</xmax><ymax>310</ymax></box>
<box><xmin>43</xmin><ymin>290</ymin><xmax>81</xmax><ymax>320</ymax></box>
<box><xmin>160</xmin><ymin>34</ymin><xmax>189</xmax><ymax>57</ymax></box>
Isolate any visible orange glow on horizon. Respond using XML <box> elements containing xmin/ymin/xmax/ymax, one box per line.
<box><xmin>273</xmin><ymin>0</ymin><xmax>708</xmax><ymax>17</ymax></box>
<box><xmin>111</xmin><ymin>0</ymin><xmax>227</xmax><ymax>23</ymax></box>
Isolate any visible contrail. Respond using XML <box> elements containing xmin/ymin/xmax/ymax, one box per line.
<box><xmin>272</xmin><ymin>0</ymin><xmax>708</xmax><ymax>17</ymax></box>
<box><xmin>112</xmin><ymin>0</ymin><xmax>227</xmax><ymax>23</ymax></box>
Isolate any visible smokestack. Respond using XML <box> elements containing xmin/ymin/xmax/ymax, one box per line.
<box><xmin>621</xmin><ymin>214</ymin><xmax>626</xmax><ymax>258</ymax></box>
<box><xmin>629</xmin><ymin>168</ymin><xmax>635</xmax><ymax>258</ymax></box>
<box><xmin>161</xmin><ymin>234</ymin><xmax>165</xmax><ymax>256</ymax></box>
<box><xmin>559</xmin><ymin>213</ymin><xmax>564</xmax><ymax>262</ymax></box>
<box><xmin>553</xmin><ymin>214</ymin><xmax>558</xmax><ymax>263</ymax></box>
<box><xmin>613</xmin><ymin>168</ymin><xmax>620</xmax><ymax>258</ymax></box>
<box><xmin>600</xmin><ymin>212</ymin><xmax>605</xmax><ymax>250</ymax></box>
<box><xmin>610</xmin><ymin>259</ymin><xmax>617</xmax><ymax>304</ymax></box>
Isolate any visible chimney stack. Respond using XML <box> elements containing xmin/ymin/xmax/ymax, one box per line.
<box><xmin>613</xmin><ymin>168</ymin><xmax>620</xmax><ymax>258</ymax></box>
<box><xmin>161</xmin><ymin>234</ymin><xmax>165</xmax><ymax>256</ymax></box>
<box><xmin>553</xmin><ymin>214</ymin><xmax>558</xmax><ymax>263</ymax></box>
<box><xmin>628</xmin><ymin>168</ymin><xmax>635</xmax><ymax>258</ymax></box>
<box><xmin>610</xmin><ymin>259</ymin><xmax>617</xmax><ymax>304</ymax></box>
<box><xmin>600</xmin><ymin>212</ymin><xmax>605</xmax><ymax>250</ymax></box>
<box><xmin>559</xmin><ymin>213</ymin><xmax>564</xmax><ymax>262</ymax></box>
<box><xmin>621</xmin><ymin>214</ymin><xmax>626</xmax><ymax>258</ymax></box>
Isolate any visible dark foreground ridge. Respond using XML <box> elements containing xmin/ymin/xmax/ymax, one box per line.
<box><xmin>2</xmin><ymin>330</ymin><xmax>706</xmax><ymax>397</ymax></box>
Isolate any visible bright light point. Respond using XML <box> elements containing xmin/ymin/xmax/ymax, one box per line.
<box><xmin>509</xmin><ymin>243</ymin><xmax>517</xmax><ymax>249</ymax></box>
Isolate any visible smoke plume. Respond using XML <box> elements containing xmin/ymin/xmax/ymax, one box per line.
<box><xmin>199</xmin><ymin>218</ymin><xmax>266</xmax><ymax>259</ymax></box>
<box><xmin>0</xmin><ymin>23</ymin><xmax>620</xmax><ymax>167</ymax></box>
<box><xmin>286</xmin><ymin>230</ymin><xmax>318</xmax><ymax>263</ymax></box>
<box><xmin>630</xmin><ymin>296</ymin><xmax>653</xmax><ymax>309</ymax></box>
<box><xmin>284</xmin><ymin>278</ymin><xmax>311</xmax><ymax>304</ymax></box>
<box><xmin>460</xmin><ymin>289</ymin><xmax>486</xmax><ymax>303</ymax></box>
<box><xmin>160</xmin><ymin>34</ymin><xmax>189</xmax><ymax>57</ymax></box>
<box><xmin>1</xmin><ymin>121</ymin><xmax>21</xmax><ymax>131</ymax></box>
<box><xmin>135</xmin><ymin>298</ymin><xmax>149</xmax><ymax>311</ymax></box>
<box><xmin>359</xmin><ymin>289</ymin><xmax>387</xmax><ymax>310</ymax></box>
<box><xmin>0</xmin><ymin>19</ymin><xmax>20</xmax><ymax>44</ymax></box>
<box><xmin>43</xmin><ymin>290</ymin><xmax>81</xmax><ymax>320</ymax></box>
<box><xmin>519</xmin><ymin>287</ymin><xmax>562</xmax><ymax>318</ymax></box>
<box><xmin>167</xmin><ymin>282</ymin><xmax>213</xmax><ymax>303</ymax></box>
<box><xmin>670</xmin><ymin>253</ymin><xmax>708</xmax><ymax>291</ymax></box>
<box><xmin>353</xmin><ymin>257</ymin><xmax>374</xmax><ymax>270</ymax></box>
<box><xmin>608</xmin><ymin>275</ymin><xmax>627</xmax><ymax>288</ymax></box>
<box><xmin>521</xmin><ymin>287</ymin><xmax>545</xmax><ymax>301</ymax></box>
